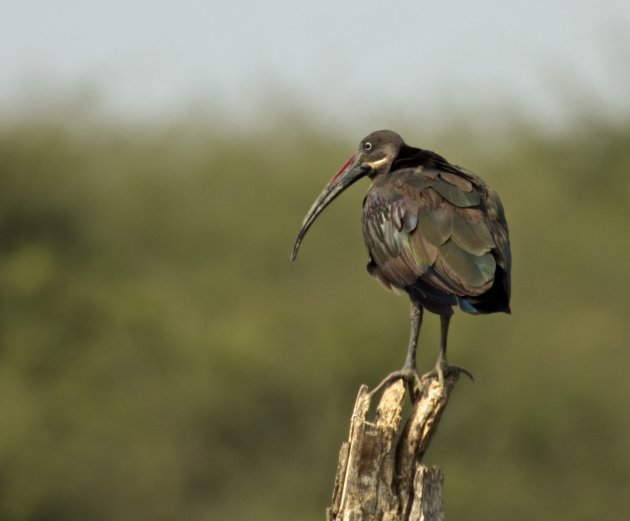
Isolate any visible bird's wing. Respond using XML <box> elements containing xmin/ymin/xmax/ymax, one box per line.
<box><xmin>363</xmin><ymin>166</ymin><xmax>509</xmax><ymax>298</ymax></box>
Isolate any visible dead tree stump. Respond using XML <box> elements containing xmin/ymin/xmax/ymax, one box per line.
<box><xmin>326</xmin><ymin>372</ymin><xmax>461</xmax><ymax>521</ymax></box>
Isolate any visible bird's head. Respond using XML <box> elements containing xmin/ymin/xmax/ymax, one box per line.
<box><xmin>291</xmin><ymin>130</ymin><xmax>405</xmax><ymax>260</ymax></box>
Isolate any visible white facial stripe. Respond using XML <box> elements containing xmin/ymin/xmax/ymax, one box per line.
<box><xmin>368</xmin><ymin>156</ymin><xmax>390</xmax><ymax>169</ymax></box>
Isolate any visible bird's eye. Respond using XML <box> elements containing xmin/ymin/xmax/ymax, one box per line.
<box><xmin>364</xmin><ymin>142</ymin><xmax>372</xmax><ymax>151</ymax></box>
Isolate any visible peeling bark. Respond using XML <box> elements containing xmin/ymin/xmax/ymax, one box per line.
<box><xmin>326</xmin><ymin>373</ymin><xmax>460</xmax><ymax>521</ymax></box>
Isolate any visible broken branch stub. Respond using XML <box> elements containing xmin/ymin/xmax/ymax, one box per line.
<box><xmin>327</xmin><ymin>373</ymin><xmax>460</xmax><ymax>521</ymax></box>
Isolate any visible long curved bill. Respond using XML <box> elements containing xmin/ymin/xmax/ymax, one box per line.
<box><xmin>291</xmin><ymin>154</ymin><xmax>368</xmax><ymax>260</ymax></box>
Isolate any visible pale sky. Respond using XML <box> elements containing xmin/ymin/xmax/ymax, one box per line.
<box><xmin>1</xmin><ymin>0</ymin><xmax>629</xmax><ymax>128</ymax></box>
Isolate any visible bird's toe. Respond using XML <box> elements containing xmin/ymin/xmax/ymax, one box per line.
<box><xmin>369</xmin><ymin>366</ymin><xmax>424</xmax><ymax>402</ymax></box>
<box><xmin>422</xmin><ymin>361</ymin><xmax>474</xmax><ymax>387</ymax></box>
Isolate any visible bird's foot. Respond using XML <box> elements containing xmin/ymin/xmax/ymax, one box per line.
<box><xmin>422</xmin><ymin>360</ymin><xmax>474</xmax><ymax>388</ymax></box>
<box><xmin>369</xmin><ymin>366</ymin><xmax>424</xmax><ymax>402</ymax></box>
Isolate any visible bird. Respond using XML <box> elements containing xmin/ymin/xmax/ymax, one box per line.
<box><xmin>291</xmin><ymin>130</ymin><xmax>511</xmax><ymax>393</ymax></box>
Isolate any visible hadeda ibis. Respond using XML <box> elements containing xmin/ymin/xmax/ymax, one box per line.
<box><xmin>291</xmin><ymin>130</ymin><xmax>511</xmax><ymax>394</ymax></box>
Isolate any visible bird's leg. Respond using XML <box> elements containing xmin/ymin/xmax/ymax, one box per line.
<box><xmin>434</xmin><ymin>314</ymin><xmax>451</xmax><ymax>385</ymax></box>
<box><xmin>426</xmin><ymin>314</ymin><xmax>474</xmax><ymax>387</ymax></box>
<box><xmin>402</xmin><ymin>303</ymin><xmax>424</xmax><ymax>398</ymax></box>
<box><xmin>369</xmin><ymin>302</ymin><xmax>424</xmax><ymax>400</ymax></box>
<box><xmin>402</xmin><ymin>302</ymin><xmax>423</xmax><ymax>373</ymax></box>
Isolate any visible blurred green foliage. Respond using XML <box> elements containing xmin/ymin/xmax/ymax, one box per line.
<box><xmin>0</xmin><ymin>108</ymin><xmax>629</xmax><ymax>521</ymax></box>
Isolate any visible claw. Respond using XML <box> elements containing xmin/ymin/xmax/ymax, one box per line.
<box><xmin>452</xmin><ymin>364</ymin><xmax>474</xmax><ymax>382</ymax></box>
<box><xmin>369</xmin><ymin>367</ymin><xmax>424</xmax><ymax>402</ymax></box>
<box><xmin>422</xmin><ymin>362</ymin><xmax>474</xmax><ymax>387</ymax></box>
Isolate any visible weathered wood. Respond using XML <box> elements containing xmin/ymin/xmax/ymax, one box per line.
<box><xmin>327</xmin><ymin>372</ymin><xmax>460</xmax><ymax>521</ymax></box>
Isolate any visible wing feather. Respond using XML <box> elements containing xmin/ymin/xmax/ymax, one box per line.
<box><xmin>363</xmin><ymin>165</ymin><xmax>509</xmax><ymax>304</ymax></box>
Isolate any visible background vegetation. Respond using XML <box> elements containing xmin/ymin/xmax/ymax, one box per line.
<box><xmin>1</xmin><ymin>102</ymin><xmax>629</xmax><ymax>521</ymax></box>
